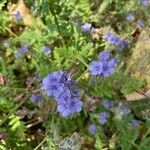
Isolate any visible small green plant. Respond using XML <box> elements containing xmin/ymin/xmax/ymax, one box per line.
<box><xmin>0</xmin><ymin>0</ymin><xmax>150</xmax><ymax>149</ymax></box>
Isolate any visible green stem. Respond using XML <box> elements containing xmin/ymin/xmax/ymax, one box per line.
<box><xmin>76</xmin><ymin>69</ymin><xmax>88</xmax><ymax>82</ymax></box>
<box><xmin>33</xmin><ymin>116</ymin><xmax>55</xmax><ymax>150</ymax></box>
<box><xmin>5</xmin><ymin>27</ymin><xmax>17</xmax><ymax>37</ymax></box>
<box><xmin>0</xmin><ymin>57</ymin><xmax>7</xmax><ymax>75</ymax></box>
<box><xmin>73</xmin><ymin>25</ymin><xmax>78</xmax><ymax>49</ymax></box>
<box><xmin>76</xmin><ymin>56</ymin><xmax>88</xmax><ymax>68</ymax></box>
<box><xmin>33</xmin><ymin>136</ymin><xmax>48</xmax><ymax>150</ymax></box>
<box><xmin>49</xmin><ymin>6</ymin><xmax>61</xmax><ymax>35</ymax></box>
<box><xmin>48</xmin><ymin>3</ymin><xmax>67</xmax><ymax>48</ymax></box>
<box><xmin>98</xmin><ymin>0</ymin><xmax>112</xmax><ymax>14</ymax></box>
<box><xmin>0</xmin><ymin>100</ymin><xmax>25</xmax><ymax>126</ymax></box>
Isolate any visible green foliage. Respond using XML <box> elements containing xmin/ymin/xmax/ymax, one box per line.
<box><xmin>115</xmin><ymin>72</ymin><xmax>145</xmax><ymax>95</ymax></box>
<box><xmin>90</xmin><ymin>72</ymin><xmax>144</xmax><ymax>100</ymax></box>
<box><xmin>0</xmin><ymin>0</ymin><xmax>11</xmax><ymax>35</ymax></box>
<box><xmin>0</xmin><ymin>0</ymin><xmax>7</xmax><ymax>10</ymax></box>
<box><xmin>0</xmin><ymin>0</ymin><xmax>150</xmax><ymax>149</ymax></box>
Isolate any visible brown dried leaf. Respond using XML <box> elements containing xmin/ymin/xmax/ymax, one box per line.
<box><xmin>126</xmin><ymin>28</ymin><xmax>150</xmax><ymax>88</ymax></box>
<box><xmin>126</xmin><ymin>91</ymin><xmax>145</xmax><ymax>101</ymax></box>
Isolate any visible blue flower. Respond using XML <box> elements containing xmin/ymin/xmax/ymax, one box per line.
<box><xmin>43</xmin><ymin>46</ymin><xmax>51</xmax><ymax>55</ymax></box>
<box><xmin>88</xmin><ymin>61</ymin><xmax>103</xmax><ymax>75</ymax></box>
<box><xmin>47</xmin><ymin>83</ymin><xmax>65</xmax><ymax>98</ymax></box>
<box><xmin>88</xmin><ymin>51</ymin><xmax>118</xmax><ymax>77</ymax></box>
<box><xmin>57</xmin><ymin>99</ymin><xmax>71</xmax><ymax>117</ymax></box>
<box><xmin>98</xmin><ymin>51</ymin><xmax>111</xmax><ymax>61</ymax></box>
<box><xmin>69</xmin><ymin>98</ymin><xmax>83</xmax><ymax>113</ymax></box>
<box><xmin>15</xmin><ymin>44</ymin><xmax>29</xmax><ymax>58</ymax></box>
<box><xmin>118</xmin><ymin>106</ymin><xmax>131</xmax><ymax>115</ymax></box>
<box><xmin>141</xmin><ymin>0</ymin><xmax>149</xmax><ymax>6</ymax></box>
<box><xmin>31</xmin><ymin>94</ymin><xmax>42</xmax><ymax>103</ymax></box>
<box><xmin>101</xmin><ymin>58</ymin><xmax>117</xmax><ymax>77</ymax></box>
<box><xmin>102</xmin><ymin>100</ymin><xmax>114</xmax><ymax>109</ymax></box>
<box><xmin>57</xmin><ymin>98</ymin><xmax>83</xmax><ymax>117</ymax></box>
<box><xmin>14</xmin><ymin>11</ymin><xmax>22</xmax><ymax>20</ymax></box>
<box><xmin>56</xmin><ymin>88</ymin><xmax>71</xmax><ymax>102</ymax></box>
<box><xmin>126</xmin><ymin>13</ymin><xmax>135</xmax><ymax>21</ymax></box>
<box><xmin>99</xmin><ymin>112</ymin><xmax>109</xmax><ymax>124</ymax></box>
<box><xmin>42</xmin><ymin>71</ymin><xmax>66</xmax><ymax>97</ymax></box>
<box><xmin>116</xmin><ymin>39</ymin><xmax>128</xmax><ymax>50</ymax></box>
<box><xmin>88</xmin><ymin>124</ymin><xmax>97</xmax><ymax>134</ymax></box>
<box><xmin>107</xmin><ymin>34</ymin><xmax>119</xmax><ymax>45</ymax></box>
<box><xmin>20</xmin><ymin>44</ymin><xmax>29</xmax><ymax>53</ymax></box>
<box><xmin>103</xmin><ymin>33</ymin><xmax>128</xmax><ymax>50</ymax></box>
<box><xmin>130</xmin><ymin>119</ymin><xmax>140</xmax><ymax>127</ymax></box>
<box><xmin>103</xmin><ymin>32</ymin><xmax>119</xmax><ymax>45</ymax></box>
<box><xmin>81</xmin><ymin>23</ymin><xmax>92</xmax><ymax>32</ymax></box>
<box><xmin>42</xmin><ymin>71</ymin><xmax>64</xmax><ymax>86</ymax></box>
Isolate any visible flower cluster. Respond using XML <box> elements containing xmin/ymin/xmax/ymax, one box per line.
<box><xmin>42</xmin><ymin>71</ymin><xmax>83</xmax><ymax>117</ymax></box>
<box><xmin>88</xmin><ymin>101</ymin><xmax>139</xmax><ymax>133</ymax></box>
<box><xmin>88</xmin><ymin>51</ymin><xmax>118</xmax><ymax>77</ymax></box>
<box><xmin>103</xmin><ymin>32</ymin><xmax>128</xmax><ymax>50</ymax></box>
<box><xmin>15</xmin><ymin>44</ymin><xmax>29</xmax><ymax>58</ymax></box>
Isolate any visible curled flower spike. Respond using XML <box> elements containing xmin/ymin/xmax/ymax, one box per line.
<box><xmin>42</xmin><ymin>71</ymin><xmax>82</xmax><ymax>117</ymax></box>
